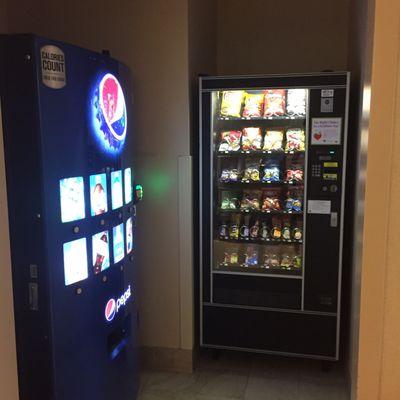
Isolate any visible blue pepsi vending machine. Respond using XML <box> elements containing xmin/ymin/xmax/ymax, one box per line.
<box><xmin>0</xmin><ymin>35</ymin><xmax>141</xmax><ymax>400</ymax></box>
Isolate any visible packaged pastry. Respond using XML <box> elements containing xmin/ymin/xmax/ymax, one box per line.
<box><xmin>270</xmin><ymin>254</ymin><xmax>280</xmax><ymax>268</ymax></box>
<box><xmin>244</xmin><ymin>246</ymin><xmax>258</xmax><ymax>266</ymax></box>
<box><xmin>282</xmin><ymin>223</ymin><xmax>291</xmax><ymax>240</ymax></box>
<box><xmin>250</xmin><ymin>220</ymin><xmax>260</xmax><ymax>239</ymax></box>
<box><xmin>220</xmin><ymin>91</ymin><xmax>245</xmax><ymax>118</ymax></box>
<box><xmin>286</xmin><ymin>89</ymin><xmax>306</xmax><ymax>116</ymax></box>
<box><xmin>229</xmin><ymin>214</ymin><xmax>241</xmax><ymax>240</ymax></box>
<box><xmin>240</xmin><ymin>190</ymin><xmax>261</xmax><ymax>211</ymax></box>
<box><xmin>263</xmin><ymin>89</ymin><xmax>286</xmax><ymax>117</ymax></box>
<box><xmin>223</xmin><ymin>248</ymin><xmax>239</xmax><ymax>265</ymax></box>
<box><xmin>263</xmin><ymin>130</ymin><xmax>284</xmax><ymax>151</ymax></box>
<box><xmin>219</xmin><ymin>130</ymin><xmax>242</xmax><ymax>152</ymax></box>
<box><xmin>219</xmin><ymin>220</ymin><xmax>228</xmax><ymax>238</ymax></box>
<box><xmin>242</xmin><ymin>92</ymin><xmax>264</xmax><ymax>118</ymax></box>
<box><xmin>271</xmin><ymin>216</ymin><xmax>282</xmax><ymax>239</ymax></box>
<box><xmin>293</xmin><ymin>255</ymin><xmax>302</xmax><ymax>269</ymax></box>
<box><xmin>281</xmin><ymin>254</ymin><xmax>292</xmax><ymax>269</ymax></box>
<box><xmin>285</xmin><ymin>129</ymin><xmax>305</xmax><ymax>152</ymax></box>
<box><xmin>293</xmin><ymin>227</ymin><xmax>303</xmax><ymax>241</ymax></box>
<box><xmin>242</xmin><ymin>127</ymin><xmax>262</xmax><ymax>151</ymax></box>
<box><xmin>261</xmin><ymin>222</ymin><xmax>270</xmax><ymax>240</ymax></box>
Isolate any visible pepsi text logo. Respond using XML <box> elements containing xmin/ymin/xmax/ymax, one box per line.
<box><xmin>105</xmin><ymin>285</ymin><xmax>132</xmax><ymax>322</ymax></box>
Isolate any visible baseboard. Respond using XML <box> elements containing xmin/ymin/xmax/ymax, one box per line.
<box><xmin>140</xmin><ymin>346</ymin><xmax>194</xmax><ymax>373</ymax></box>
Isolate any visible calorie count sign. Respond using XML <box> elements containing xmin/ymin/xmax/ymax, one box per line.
<box><xmin>40</xmin><ymin>44</ymin><xmax>66</xmax><ymax>89</ymax></box>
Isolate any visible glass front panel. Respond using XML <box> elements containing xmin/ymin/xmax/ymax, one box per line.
<box><xmin>211</xmin><ymin>89</ymin><xmax>308</xmax><ymax>277</ymax></box>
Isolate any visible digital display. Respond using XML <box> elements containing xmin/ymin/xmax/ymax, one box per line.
<box><xmin>90</xmin><ymin>173</ymin><xmax>108</xmax><ymax>216</ymax></box>
<box><xmin>113</xmin><ymin>223</ymin><xmax>125</xmax><ymax>263</ymax></box>
<box><xmin>124</xmin><ymin>168</ymin><xmax>132</xmax><ymax>204</ymax></box>
<box><xmin>92</xmin><ymin>231</ymin><xmax>110</xmax><ymax>274</ymax></box>
<box><xmin>59</xmin><ymin>177</ymin><xmax>85</xmax><ymax>223</ymax></box>
<box><xmin>63</xmin><ymin>238</ymin><xmax>88</xmax><ymax>286</ymax></box>
<box><xmin>111</xmin><ymin>170</ymin><xmax>123</xmax><ymax>210</ymax></box>
<box><xmin>126</xmin><ymin>217</ymin><xmax>133</xmax><ymax>254</ymax></box>
<box><xmin>89</xmin><ymin>73</ymin><xmax>127</xmax><ymax>155</ymax></box>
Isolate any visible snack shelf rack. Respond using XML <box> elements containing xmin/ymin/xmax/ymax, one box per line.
<box><xmin>217</xmin><ymin>237</ymin><xmax>303</xmax><ymax>246</ymax></box>
<box><xmin>217</xmin><ymin>116</ymin><xmax>306</xmax><ymax>121</ymax></box>
<box><xmin>213</xmin><ymin>265</ymin><xmax>302</xmax><ymax>278</ymax></box>
<box><xmin>217</xmin><ymin>150</ymin><xmax>305</xmax><ymax>157</ymax></box>
<box><xmin>218</xmin><ymin>181</ymin><xmax>303</xmax><ymax>189</ymax></box>
<box><xmin>218</xmin><ymin>209</ymin><xmax>303</xmax><ymax>215</ymax></box>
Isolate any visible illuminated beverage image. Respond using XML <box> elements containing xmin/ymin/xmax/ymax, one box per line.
<box><xmin>90</xmin><ymin>173</ymin><xmax>108</xmax><ymax>216</ymax></box>
<box><xmin>92</xmin><ymin>231</ymin><xmax>110</xmax><ymax>274</ymax></box>
<box><xmin>113</xmin><ymin>223</ymin><xmax>125</xmax><ymax>263</ymax></box>
<box><xmin>59</xmin><ymin>176</ymin><xmax>85</xmax><ymax>223</ymax></box>
<box><xmin>111</xmin><ymin>170</ymin><xmax>123</xmax><ymax>210</ymax></box>
<box><xmin>63</xmin><ymin>238</ymin><xmax>88</xmax><ymax>286</ymax></box>
<box><xmin>126</xmin><ymin>217</ymin><xmax>133</xmax><ymax>254</ymax></box>
<box><xmin>124</xmin><ymin>167</ymin><xmax>132</xmax><ymax>204</ymax></box>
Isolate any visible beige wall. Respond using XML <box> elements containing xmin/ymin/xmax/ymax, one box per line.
<box><xmin>216</xmin><ymin>0</ymin><xmax>349</xmax><ymax>75</ymax></box>
<box><xmin>5</xmin><ymin>0</ymin><xmax>194</xmax><ymax>354</ymax></box>
<box><xmin>0</xmin><ymin>2</ymin><xmax>19</xmax><ymax>400</ymax></box>
<box><xmin>355</xmin><ymin>0</ymin><xmax>400</xmax><ymax>398</ymax></box>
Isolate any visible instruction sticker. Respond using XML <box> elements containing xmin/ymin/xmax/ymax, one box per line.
<box><xmin>307</xmin><ymin>200</ymin><xmax>331</xmax><ymax>215</ymax></box>
<box><xmin>40</xmin><ymin>45</ymin><xmax>66</xmax><ymax>89</ymax></box>
<box><xmin>311</xmin><ymin>118</ymin><xmax>341</xmax><ymax>145</ymax></box>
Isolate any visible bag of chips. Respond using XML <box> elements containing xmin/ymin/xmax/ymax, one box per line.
<box><xmin>242</xmin><ymin>93</ymin><xmax>264</xmax><ymax>118</ymax></box>
<box><xmin>285</xmin><ymin>129</ymin><xmax>305</xmax><ymax>152</ymax></box>
<box><xmin>242</xmin><ymin>127</ymin><xmax>262</xmax><ymax>151</ymax></box>
<box><xmin>220</xmin><ymin>191</ymin><xmax>240</xmax><ymax>210</ymax></box>
<box><xmin>262</xmin><ymin>166</ymin><xmax>280</xmax><ymax>182</ymax></box>
<box><xmin>240</xmin><ymin>190</ymin><xmax>261</xmax><ymax>211</ymax></box>
<box><xmin>263</xmin><ymin>130</ymin><xmax>284</xmax><ymax>151</ymax></box>
<box><xmin>285</xmin><ymin>193</ymin><xmax>302</xmax><ymax>212</ymax></box>
<box><xmin>220</xmin><ymin>169</ymin><xmax>239</xmax><ymax>182</ymax></box>
<box><xmin>286</xmin><ymin>89</ymin><xmax>306</xmax><ymax>116</ymax></box>
<box><xmin>285</xmin><ymin>169</ymin><xmax>303</xmax><ymax>182</ymax></box>
<box><xmin>242</xmin><ymin>160</ymin><xmax>261</xmax><ymax>182</ymax></box>
<box><xmin>219</xmin><ymin>130</ymin><xmax>242</xmax><ymax>152</ymax></box>
<box><xmin>261</xmin><ymin>190</ymin><xmax>282</xmax><ymax>211</ymax></box>
<box><xmin>263</xmin><ymin>90</ymin><xmax>286</xmax><ymax>117</ymax></box>
<box><xmin>220</xmin><ymin>91</ymin><xmax>245</xmax><ymax>118</ymax></box>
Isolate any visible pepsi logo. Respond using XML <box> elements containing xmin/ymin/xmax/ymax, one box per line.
<box><xmin>104</xmin><ymin>285</ymin><xmax>132</xmax><ymax>322</ymax></box>
<box><xmin>105</xmin><ymin>298</ymin><xmax>117</xmax><ymax>322</ymax></box>
<box><xmin>91</xmin><ymin>72</ymin><xmax>127</xmax><ymax>154</ymax></box>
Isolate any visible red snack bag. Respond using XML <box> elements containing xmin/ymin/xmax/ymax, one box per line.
<box><xmin>242</xmin><ymin>93</ymin><xmax>264</xmax><ymax>118</ymax></box>
<box><xmin>219</xmin><ymin>130</ymin><xmax>242</xmax><ymax>152</ymax></box>
<box><xmin>263</xmin><ymin>90</ymin><xmax>286</xmax><ymax>117</ymax></box>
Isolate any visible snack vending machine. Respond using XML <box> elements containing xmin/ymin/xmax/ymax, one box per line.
<box><xmin>199</xmin><ymin>73</ymin><xmax>349</xmax><ymax>360</ymax></box>
<box><xmin>0</xmin><ymin>35</ymin><xmax>141</xmax><ymax>399</ymax></box>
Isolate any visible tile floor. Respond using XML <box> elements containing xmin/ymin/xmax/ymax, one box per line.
<box><xmin>138</xmin><ymin>350</ymin><xmax>349</xmax><ymax>400</ymax></box>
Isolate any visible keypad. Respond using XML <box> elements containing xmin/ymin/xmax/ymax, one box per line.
<box><xmin>311</xmin><ymin>164</ymin><xmax>321</xmax><ymax>177</ymax></box>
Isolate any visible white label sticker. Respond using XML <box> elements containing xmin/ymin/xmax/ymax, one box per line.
<box><xmin>321</xmin><ymin>89</ymin><xmax>334</xmax><ymax>97</ymax></box>
<box><xmin>40</xmin><ymin>45</ymin><xmax>66</xmax><ymax>89</ymax></box>
<box><xmin>308</xmin><ymin>200</ymin><xmax>331</xmax><ymax>214</ymax></box>
<box><xmin>311</xmin><ymin>118</ymin><xmax>341</xmax><ymax>145</ymax></box>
